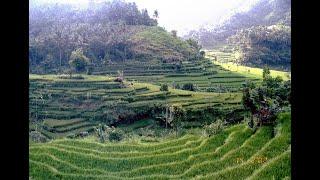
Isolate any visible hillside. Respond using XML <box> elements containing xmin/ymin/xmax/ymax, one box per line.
<box><xmin>29</xmin><ymin>1</ymin><xmax>200</xmax><ymax>74</ymax></box>
<box><xmin>184</xmin><ymin>0</ymin><xmax>291</xmax><ymax>70</ymax></box>
<box><xmin>184</xmin><ymin>0</ymin><xmax>291</xmax><ymax>48</ymax></box>
<box><xmin>29</xmin><ymin>74</ymin><xmax>246</xmax><ymax>139</ymax></box>
<box><xmin>29</xmin><ymin>0</ymin><xmax>291</xmax><ymax>179</ymax></box>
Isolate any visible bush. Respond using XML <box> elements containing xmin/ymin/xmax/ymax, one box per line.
<box><xmin>200</xmin><ymin>51</ymin><xmax>205</xmax><ymax>58</ymax></box>
<box><xmin>126</xmin><ymin>96</ymin><xmax>135</xmax><ymax>103</ymax></box>
<box><xmin>203</xmin><ymin>119</ymin><xmax>224</xmax><ymax>137</ymax></box>
<box><xmin>114</xmin><ymin>70</ymin><xmax>124</xmax><ymax>82</ymax></box>
<box><xmin>86</xmin><ymin>66</ymin><xmax>93</xmax><ymax>75</ymax></box>
<box><xmin>69</xmin><ymin>49</ymin><xmax>90</xmax><ymax>72</ymax></box>
<box><xmin>95</xmin><ymin>125</ymin><xmax>124</xmax><ymax>142</ymax></box>
<box><xmin>182</xmin><ymin>83</ymin><xmax>197</xmax><ymax>91</ymax></box>
<box><xmin>108</xmin><ymin>129</ymin><xmax>124</xmax><ymax>142</ymax></box>
<box><xmin>160</xmin><ymin>84</ymin><xmax>169</xmax><ymax>91</ymax></box>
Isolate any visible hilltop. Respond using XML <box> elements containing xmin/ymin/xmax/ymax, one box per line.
<box><xmin>29</xmin><ymin>0</ymin><xmax>200</xmax><ymax>74</ymax></box>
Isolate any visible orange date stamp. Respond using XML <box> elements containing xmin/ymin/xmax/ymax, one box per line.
<box><xmin>235</xmin><ymin>156</ymin><xmax>268</xmax><ymax>164</ymax></box>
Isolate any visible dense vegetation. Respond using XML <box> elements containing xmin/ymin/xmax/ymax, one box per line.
<box><xmin>29</xmin><ymin>0</ymin><xmax>291</xmax><ymax>179</ymax></box>
<box><xmin>29</xmin><ymin>74</ymin><xmax>244</xmax><ymax>140</ymax></box>
<box><xmin>242</xmin><ymin>67</ymin><xmax>291</xmax><ymax>128</ymax></box>
<box><xmin>228</xmin><ymin>25</ymin><xmax>291</xmax><ymax>70</ymax></box>
<box><xmin>29</xmin><ymin>0</ymin><xmax>200</xmax><ymax>74</ymax></box>
<box><xmin>185</xmin><ymin>0</ymin><xmax>291</xmax><ymax>48</ymax></box>
<box><xmin>184</xmin><ymin>0</ymin><xmax>291</xmax><ymax>70</ymax></box>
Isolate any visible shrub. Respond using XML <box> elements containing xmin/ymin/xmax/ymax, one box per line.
<box><xmin>69</xmin><ymin>49</ymin><xmax>90</xmax><ymax>73</ymax></box>
<box><xmin>182</xmin><ymin>83</ymin><xmax>197</xmax><ymax>91</ymax></box>
<box><xmin>203</xmin><ymin>119</ymin><xmax>224</xmax><ymax>137</ymax></box>
<box><xmin>86</xmin><ymin>66</ymin><xmax>93</xmax><ymax>75</ymax></box>
<box><xmin>126</xmin><ymin>96</ymin><xmax>135</xmax><ymax>103</ymax></box>
<box><xmin>242</xmin><ymin>73</ymin><xmax>290</xmax><ymax>127</ymax></box>
<box><xmin>95</xmin><ymin>125</ymin><xmax>124</xmax><ymax>142</ymax></box>
<box><xmin>200</xmin><ymin>51</ymin><xmax>205</xmax><ymax>58</ymax></box>
<box><xmin>108</xmin><ymin>129</ymin><xmax>124</xmax><ymax>142</ymax></box>
<box><xmin>160</xmin><ymin>84</ymin><xmax>169</xmax><ymax>91</ymax></box>
<box><xmin>114</xmin><ymin>70</ymin><xmax>124</xmax><ymax>82</ymax></box>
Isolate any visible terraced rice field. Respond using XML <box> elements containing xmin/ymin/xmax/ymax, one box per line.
<box><xmin>29</xmin><ymin>74</ymin><xmax>243</xmax><ymax>139</ymax></box>
<box><xmin>92</xmin><ymin>58</ymin><xmax>259</xmax><ymax>92</ymax></box>
<box><xmin>29</xmin><ymin>112</ymin><xmax>291</xmax><ymax>179</ymax></box>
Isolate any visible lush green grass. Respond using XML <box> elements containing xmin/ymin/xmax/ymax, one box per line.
<box><xmin>30</xmin><ymin>53</ymin><xmax>290</xmax><ymax>179</ymax></box>
<box><xmin>29</xmin><ymin>112</ymin><xmax>291</xmax><ymax>179</ymax></box>
<box><xmin>205</xmin><ymin>50</ymin><xmax>291</xmax><ymax>81</ymax></box>
<box><xmin>213</xmin><ymin>61</ymin><xmax>290</xmax><ymax>81</ymax></box>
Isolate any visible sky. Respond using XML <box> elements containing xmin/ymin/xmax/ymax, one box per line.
<box><xmin>31</xmin><ymin>0</ymin><xmax>259</xmax><ymax>36</ymax></box>
<box><xmin>126</xmin><ymin>0</ymin><xmax>259</xmax><ymax>36</ymax></box>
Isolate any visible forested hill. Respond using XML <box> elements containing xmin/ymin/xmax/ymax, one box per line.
<box><xmin>184</xmin><ymin>0</ymin><xmax>291</xmax><ymax>48</ymax></box>
<box><xmin>184</xmin><ymin>0</ymin><xmax>291</xmax><ymax>71</ymax></box>
<box><xmin>29</xmin><ymin>0</ymin><xmax>201</xmax><ymax>74</ymax></box>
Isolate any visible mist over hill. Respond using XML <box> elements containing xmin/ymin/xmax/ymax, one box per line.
<box><xmin>29</xmin><ymin>0</ymin><xmax>201</xmax><ymax>74</ymax></box>
<box><xmin>184</xmin><ymin>0</ymin><xmax>290</xmax><ymax>48</ymax></box>
<box><xmin>184</xmin><ymin>0</ymin><xmax>291</xmax><ymax>70</ymax></box>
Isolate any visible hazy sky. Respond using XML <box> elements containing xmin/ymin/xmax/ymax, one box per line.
<box><xmin>126</xmin><ymin>0</ymin><xmax>259</xmax><ymax>35</ymax></box>
<box><xmin>31</xmin><ymin>0</ymin><xmax>259</xmax><ymax>36</ymax></box>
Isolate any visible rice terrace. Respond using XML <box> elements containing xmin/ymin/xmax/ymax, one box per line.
<box><xmin>29</xmin><ymin>0</ymin><xmax>291</xmax><ymax>179</ymax></box>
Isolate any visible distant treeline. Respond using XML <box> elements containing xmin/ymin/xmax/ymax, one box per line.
<box><xmin>184</xmin><ymin>0</ymin><xmax>291</xmax><ymax>70</ymax></box>
<box><xmin>228</xmin><ymin>25</ymin><xmax>291</xmax><ymax>70</ymax></box>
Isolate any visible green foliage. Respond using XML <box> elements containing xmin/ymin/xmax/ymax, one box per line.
<box><xmin>186</xmin><ymin>39</ymin><xmax>202</xmax><ymax>51</ymax></box>
<box><xmin>262</xmin><ymin>66</ymin><xmax>271</xmax><ymax>80</ymax></box>
<box><xmin>200</xmin><ymin>51</ymin><xmax>205</xmax><ymax>58</ymax></box>
<box><xmin>86</xmin><ymin>66</ymin><xmax>93</xmax><ymax>75</ymax></box>
<box><xmin>203</xmin><ymin>119</ymin><xmax>224</xmax><ymax>137</ymax></box>
<box><xmin>242</xmin><ymin>69</ymin><xmax>290</xmax><ymax>126</ymax></box>
<box><xmin>69</xmin><ymin>49</ymin><xmax>90</xmax><ymax>72</ymax></box>
<box><xmin>131</xmin><ymin>26</ymin><xmax>199</xmax><ymax>63</ymax></box>
<box><xmin>182</xmin><ymin>83</ymin><xmax>197</xmax><ymax>91</ymax></box>
<box><xmin>108</xmin><ymin>128</ymin><xmax>125</xmax><ymax>142</ymax></box>
<box><xmin>114</xmin><ymin>70</ymin><xmax>124</xmax><ymax>82</ymax></box>
<box><xmin>171</xmin><ymin>30</ymin><xmax>177</xmax><ymax>38</ymax></box>
<box><xmin>29</xmin><ymin>1</ymin><xmax>202</xmax><ymax>74</ymax></box>
<box><xmin>95</xmin><ymin>124</ymin><xmax>125</xmax><ymax>143</ymax></box>
<box><xmin>228</xmin><ymin>25</ymin><xmax>291</xmax><ymax>70</ymax></box>
<box><xmin>160</xmin><ymin>84</ymin><xmax>169</xmax><ymax>91</ymax></box>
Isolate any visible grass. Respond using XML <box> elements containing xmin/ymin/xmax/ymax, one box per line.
<box><xmin>213</xmin><ymin>61</ymin><xmax>290</xmax><ymax>81</ymax></box>
<box><xmin>30</xmin><ymin>49</ymin><xmax>290</xmax><ymax>179</ymax></box>
<box><xmin>29</xmin><ymin>112</ymin><xmax>291</xmax><ymax>179</ymax></box>
<box><xmin>205</xmin><ymin>49</ymin><xmax>291</xmax><ymax>81</ymax></box>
